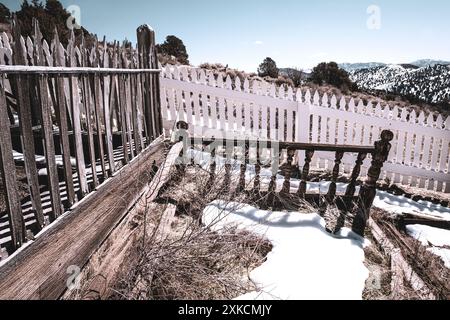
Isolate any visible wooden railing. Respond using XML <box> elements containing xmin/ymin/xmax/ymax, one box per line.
<box><xmin>161</xmin><ymin>66</ymin><xmax>450</xmax><ymax>193</ymax></box>
<box><xmin>176</xmin><ymin>121</ymin><xmax>393</xmax><ymax>236</ymax></box>
<box><xmin>0</xmin><ymin>18</ymin><xmax>162</xmax><ymax>257</ymax></box>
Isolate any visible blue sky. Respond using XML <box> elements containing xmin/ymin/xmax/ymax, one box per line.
<box><xmin>4</xmin><ymin>0</ymin><xmax>450</xmax><ymax>71</ymax></box>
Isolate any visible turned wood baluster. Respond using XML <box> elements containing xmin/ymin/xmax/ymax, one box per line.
<box><xmin>268</xmin><ymin>147</ymin><xmax>280</xmax><ymax>194</ymax></box>
<box><xmin>345</xmin><ymin>152</ymin><xmax>367</xmax><ymax>197</ymax></box>
<box><xmin>239</xmin><ymin>140</ymin><xmax>249</xmax><ymax>191</ymax></box>
<box><xmin>297</xmin><ymin>150</ymin><xmax>315</xmax><ymax>198</ymax></box>
<box><xmin>224</xmin><ymin>140</ymin><xmax>232</xmax><ymax>191</ymax></box>
<box><xmin>352</xmin><ymin>130</ymin><xmax>394</xmax><ymax>236</ymax></box>
<box><xmin>281</xmin><ymin>148</ymin><xmax>296</xmax><ymax>195</ymax></box>
<box><xmin>253</xmin><ymin>141</ymin><xmax>261</xmax><ymax>193</ymax></box>
<box><xmin>327</xmin><ymin>151</ymin><xmax>344</xmax><ymax>202</ymax></box>
<box><xmin>209</xmin><ymin>138</ymin><xmax>217</xmax><ymax>180</ymax></box>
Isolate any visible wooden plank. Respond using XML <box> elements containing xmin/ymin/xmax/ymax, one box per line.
<box><xmin>0</xmin><ymin>138</ymin><xmax>165</xmax><ymax>300</ymax></box>
<box><xmin>0</xmin><ymin>75</ymin><xmax>24</xmax><ymax>250</ymax></box>
<box><xmin>192</xmin><ymin>138</ymin><xmax>376</xmax><ymax>153</ymax></box>
<box><xmin>37</xmin><ymin>74</ymin><xmax>62</xmax><ymax>221</ymax></box>
<box><xmin>150</xmin><ymin>28</ymin><xmax>163</xmax><ymax>137</ymax></box>
<box><xmin>130</xmin><ymin>71</ymin><xmax>142</xmax><ymax>154</ymax></box>
<box><xmin>102</xmin><ymin>47</ymin><xmax>115</xmax><ymax>174</ymax></box>
<box><xmin>32</xmin><ymin>24</ymin><xmax>62</xmax><ymax>221</ymax></box>
<box><xmin>118</xmin><ymin>73</ymin><xmax>129</xmax><ymax>164</ymax></box>
<box><xmin>68</xmin><ymin>32</ymin><xmax>88</xmax><ymax>196</ymax></box>
<box><xmin>92</xmin><ymin>46</ymin><xmax>107</xmax><ymax>179</ymax></box>
<box><xmin>12</xmin><ymin>27</ymin><xmax>45</xmax><ymax>229</ymax></box>
<box><xmin>54</xmin><ymin>30</ymin><xmax>75</xmax><ymax>206</ymax></box>
<box><xmin>0</xmin><ymin>65</ymin><xmax>160</xmax><ymax>74</ymax></box>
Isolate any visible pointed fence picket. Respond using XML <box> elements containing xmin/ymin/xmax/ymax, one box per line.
<box><xmin>161</xmin><ymin>65</ymin><xmax>450</xmax><ymax>193</ymax></box>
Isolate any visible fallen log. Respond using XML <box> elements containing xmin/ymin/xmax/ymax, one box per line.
<box><xmin>396</xmin><ymin>212</ymin><xmax>450</xmax><ymax>231</ymax></box>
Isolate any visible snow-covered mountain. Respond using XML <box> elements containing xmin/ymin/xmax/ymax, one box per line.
<box><xmin>409</xmin><ymin>59</ymin><xmax>450</xmax><ymax>68</ymax></box>
<box><xmin>349</xmin><ymin>64</ymin><xmax>450</xmax><ymax>104</ymax></box>
<box><xmin>339</xmin><ymin>60</ymin><xmax>450</xmax><ymax>72</ymax></box>
<box><xmin>339</xmin><ymin>62</ymin><xmax>386</xmax><ymax>72</ymax></box>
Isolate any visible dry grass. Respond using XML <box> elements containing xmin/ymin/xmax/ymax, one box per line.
<box><xmin>110</xmin><ymin>162</ymin><xmax>273</xmax><ymax>300</ymax></box>
<box><xmin>113</xmin><ymin>217</ymin><xmax>272</xmax><ymax>300</ymax></box>
<box><xmin>372</xmin><ymin>208</ymin><xmax>449</xmax><ymax>299</ymax></box>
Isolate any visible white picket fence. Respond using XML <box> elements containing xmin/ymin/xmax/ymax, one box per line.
<box><xmin>160</xmin><ymin>65</ymin><xmax>450</xmax><ymax>193</ymax></box>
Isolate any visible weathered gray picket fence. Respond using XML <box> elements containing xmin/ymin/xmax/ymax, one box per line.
<box><xmin>0</xmin><ymin>18</ymin><xmax>162</xmax><ymax>256</ymax></box>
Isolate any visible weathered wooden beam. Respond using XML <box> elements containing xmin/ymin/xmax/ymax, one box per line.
<box><xmin>192</xmin><ymin>138</ymin><xmax>375</xmax><ymax>154</ymax></box>
<box><xmin>54</xmin><ymin>29</ymin><xmax>75</xmax><ymax>206</ymax></box>
<box><xmin>0</xmin><ymin>75</ymin><xmax>24</xmax><ymax>250</ymax></box>
<box><xmin>0</xmin><ymin>138</ymin><xmax>165</xmax><ymax>300</ymax></box>
<box><xmin>11</xmin><ymin>18</ymin><xmax>45</xmax><ymax>229</ymax></box>
<box><xmin>68</xmin><ymin>31</ymin><xmax>88</xmax><ymax>197</ymax></box>
<box><xmin>0</xmin><ymin>65</ymin><xmax>161</xmax><ymax>75</ymax></box>
<box><xmin>102</xmin><ymin>46</ymin><xmax>115</xmax><ymax>175</ymax></box>
<box><xmin>117</xmin><ymin>73</ymin><xmax>129</xmax><ymax>164</ymax></box>
<box><xmin>64</xmin><ymin>143</ymin><xmax>182</xmax><ymax>300</ymax></box>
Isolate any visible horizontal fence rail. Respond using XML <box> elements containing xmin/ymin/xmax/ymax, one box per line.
<box><xmin>160</xmin><ymin>65</ymin><xmax>450</xmax><ymax>194</ymax></box>
<box><xmin>0</xmin><ymin>65</ymin><xmax>161</xmax><ymax>74</ymax></box>
<box><xmin>0</xmin><ymin>18</ymin><xmax>162</xmax><ymax>258</ymax></box>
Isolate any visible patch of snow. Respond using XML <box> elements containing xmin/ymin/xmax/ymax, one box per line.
<box><xmin>12</xmin><ymin>150</ymin><xmax>76</xmax><ymax>167</ymax></box>
<box><xmin>427</xmin><ymin>248</ymin><xmax>450</xmax><ymax>269</ymax></box>
<box><xmin>190</xmin><ymin>148</ymin><xmax>450</xmax><ymax>271</ymax></box>
<box><xmin>406</xmin><ymin>225</ymin><xmax>450</xmax><ymax>248</ymax></box>
<box><xmin>373</xmin><ymin>191</ymin><xmax>450</xmax><ymax>221</ymax></box>
<box><xmin>202</xmin><ymin>200</ymin><xmax>369</xmax><ymax>300</ymax></box>
<box><xmin>406</xmin><ymin>225</ymin><xmax>450</xmax><ymax>268</ymax></box>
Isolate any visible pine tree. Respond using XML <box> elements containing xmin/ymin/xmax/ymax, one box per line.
<box><xmin>0</xmin><ymin>4</ymin><xmax>11</xmax><ymax>23</ymax></box>
<box><xmin>158</xmin><ymin>35</ymin><xmax>189</xmax><ymax>65</ymax></box>
<box><xmin>257</xmin><ymin>57</ymin><xmax>279</xmax><ymax>78</ymax></box>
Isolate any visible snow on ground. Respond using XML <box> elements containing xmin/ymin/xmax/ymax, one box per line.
<box><xmin>188</xmin><ymin>150</ymin><xmax>450</xmax><ymax>284</ymax></box>
<box><xmin>202</xmin><ymin>200</ymin><xmax>370</xmax><ymax>300</ymax></box>
<box><xmin>13</xmin><ymin>150</ymin><xmax>77</xmax><ymax>167</ymax></box>
<box><xmin>406</xmin><ymin>225</ymin><xmax>450</xmax><ymax>268</ymax></box>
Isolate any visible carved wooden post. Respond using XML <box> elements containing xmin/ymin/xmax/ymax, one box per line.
<box><xmin>209</xmin><ymin>138</ymin><xmax>217</xmax><ymax>181</ymax></box>
<box><xmin>345</xmin><ymin>152</ymin><xmax>367</xmax><ymax>197</ymax></box>
<box><xmin>238</xmin><ymin>140</ymin><xmax>248</xmax><ymax>192</ymax></box>
<box><xmin>327</xmin><ymin>151</ymin><xmax>344</xmax><ymax>202</ymax></box>
<box><xmin>297</xmin><ymin>150</ymin><xmax>314</xmax><ymax>198</ymax></box>
<box><xmin>352</xmin><ymin>130</ymin><xmax>393</xmax><ymax>236</ymax></box>
<box><xmin>175</xmin><ymin>121</ymin><xmax>189</xmax><ymax>174</ymax></box>
<box><xmin>253</xmin><ymin>141</ymin><xmax>261</xmax><ymax>193</ymax></box>
<box><xmin>224</xmin><ymin>139</ymin><xmax>232</xmax><ymax>192</ymax></box>
<box><xmin>268</xmin><ymin>146</ymin><xmax>280</xmax><ymax>205</ymax></box>
<box><xmin>281</xmin><ymin>148</ymin><xmax>296</xmax><ymax>195</ymax></box>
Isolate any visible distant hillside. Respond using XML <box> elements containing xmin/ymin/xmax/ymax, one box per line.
<box><xmin>410</xmin><ymin>59</ymin><xmax>450</xmax><ymax>68</ymax></box>
<box><xmin>350</xmin><ymin>64</ymin><xmax>450</xmax><ymax>104</ymax></box>
<box><xmin>339</xmin><ymin>62</ymin><xmax>387</xmax><ymax>72</ymax></box>
<box><xmin>340</xmin><ymin>60</ymin><xmax>450</xmax><ymax>72</ymax></box>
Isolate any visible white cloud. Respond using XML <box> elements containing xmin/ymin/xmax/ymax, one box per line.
<box><xmin>254</xmin><ymin>40</ymin><xmax>264</xmax><ymax>45</ymax></box>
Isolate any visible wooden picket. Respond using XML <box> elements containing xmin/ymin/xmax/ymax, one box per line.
<box><xmin>161</xmin><ymin>65</ymin><xmax>450</xmax><ymax>193</ymax></box>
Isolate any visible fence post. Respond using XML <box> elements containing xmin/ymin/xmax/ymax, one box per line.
<box><xmin>137</xmin><ymin>24</ymin><xmax>161</xmax><ymax>143</ymax></box>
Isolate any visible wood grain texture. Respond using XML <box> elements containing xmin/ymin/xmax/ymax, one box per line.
<box><xmin>0</xmin><ymin>139</ymin><xmax>165</xmax><ymax>300</ymax></box>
